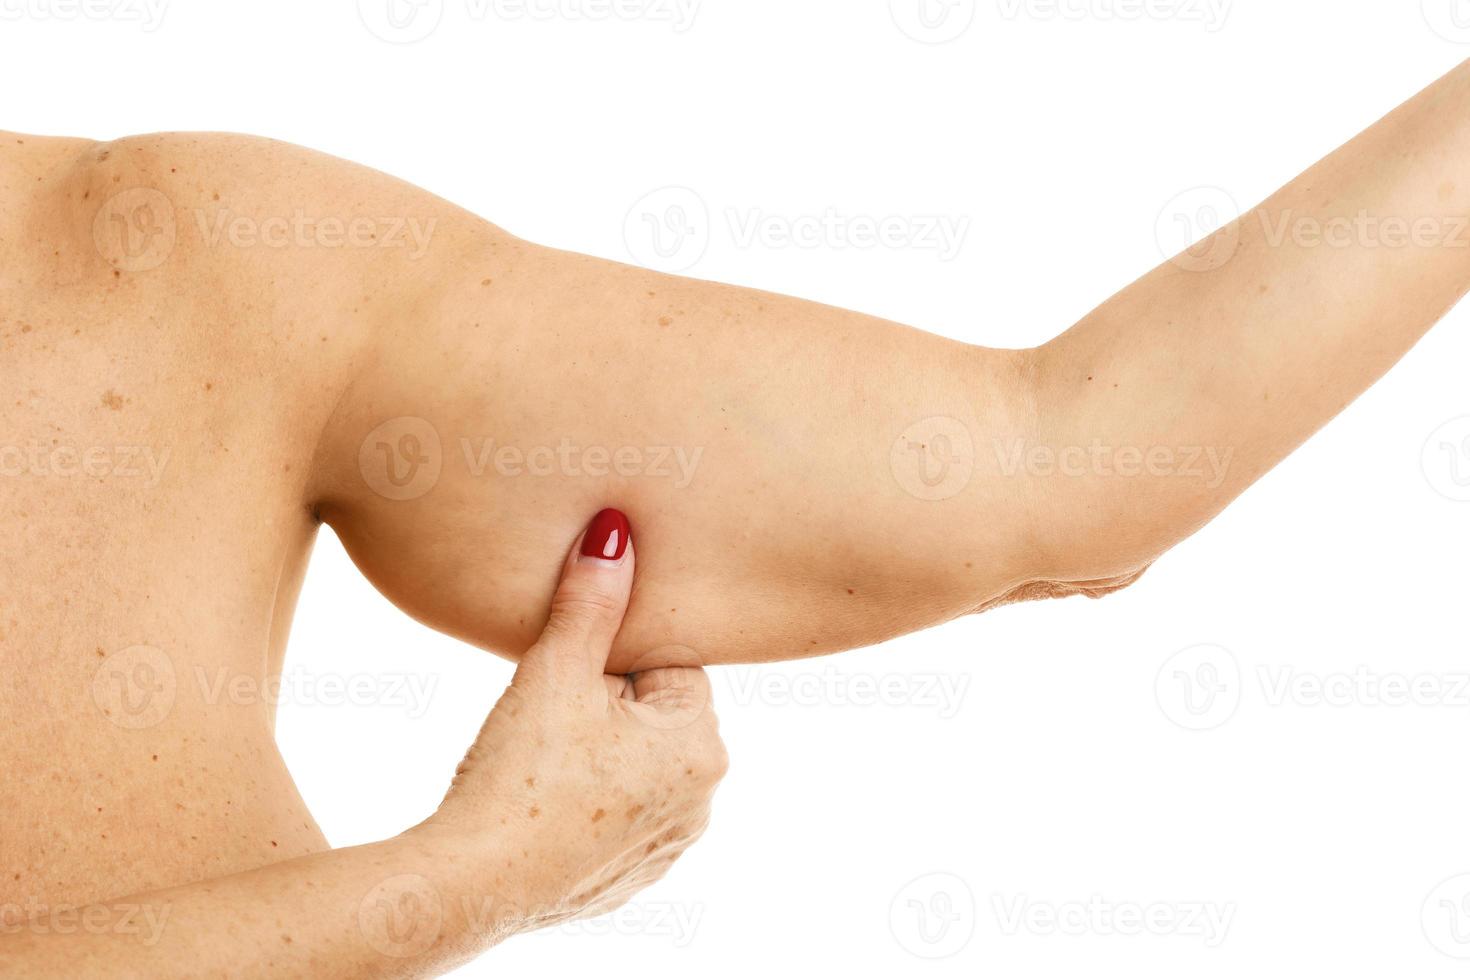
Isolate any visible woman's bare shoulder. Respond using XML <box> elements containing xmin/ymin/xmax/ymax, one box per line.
<box><xmin>7</xmin><ymin>129</ymin><xmax>481</xmax><ymax>281</ymax></box>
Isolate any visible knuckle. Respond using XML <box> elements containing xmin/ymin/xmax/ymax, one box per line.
<box><xmin>549</xmin><ymin>587</ymin><xmax>622</xmax><ymax>624</ymax></box>
<box><xmin>693</xmin><ymin>735</ymin><xmax>729</xmax><ymax>784</ymax></box>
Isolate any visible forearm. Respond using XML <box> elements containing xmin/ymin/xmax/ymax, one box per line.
<box><xmin>1028</xmin><ymin>59</ymin><xmax>1470</xmax><ymax>575</ymax></box>
<box><xmin>0</xmin><ymin>828</ymin><xmax>522</xmax><ymax>979</ymax></box>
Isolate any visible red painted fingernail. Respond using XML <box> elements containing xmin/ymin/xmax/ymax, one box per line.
<box><xmin>580</xmin><ymin>508</ymin><xmax>631</xmax><ymax>562</ymax></box>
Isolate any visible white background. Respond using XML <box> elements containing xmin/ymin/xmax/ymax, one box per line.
<box><xmin>7</xmin><ymin>1</ymin><xmax>1470</xmax><ymax>976</ymax></box>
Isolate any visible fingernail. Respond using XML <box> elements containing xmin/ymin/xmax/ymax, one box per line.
<box><xmin>580</xmin><ymin>508</ymin><xmax>631</xmax><ymax>563</ymax></box>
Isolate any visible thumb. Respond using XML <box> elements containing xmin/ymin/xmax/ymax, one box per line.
<box><xmin>518</xmin><ymin>508</ymin><xmax>635</xmax><ymax>686</ymax></box>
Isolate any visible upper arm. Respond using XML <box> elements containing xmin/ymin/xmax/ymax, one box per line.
<box><xmin>308</xmin><ymin>236</ymin><xmax>1046</xmax><ymax>670</ymax></box>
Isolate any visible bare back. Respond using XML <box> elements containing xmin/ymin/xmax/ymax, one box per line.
<box><xmin>0</xmin><ymin>132</ymin><xmax>362</xmax><ymax>907</ymax></box>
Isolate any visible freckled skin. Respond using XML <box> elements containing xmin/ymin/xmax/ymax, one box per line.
<box><xmin>4</xmin><ymin>56</ymin><xmax>1470</xmax><ymax>975</ymax></box>
<box><xmin>2</xmin><ymin>134</ymin><xmax>364</xmax><ymax>913</ymax></box>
